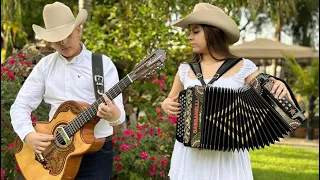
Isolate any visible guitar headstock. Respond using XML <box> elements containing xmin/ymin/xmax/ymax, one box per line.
<box><xmin>129</xmin><ymin>49</ymin><xmax>167</xmax><ymax>81</ymax></box>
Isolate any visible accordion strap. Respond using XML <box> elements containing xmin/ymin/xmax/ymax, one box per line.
<box><xmin>189</xmin><ymin>57</ymin><xmax>243</xmax><ymax>86</ymax></box>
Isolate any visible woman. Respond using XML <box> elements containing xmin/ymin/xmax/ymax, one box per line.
<box><xmin>161</xmin><ymin>3</ymin><xmax>291</xmax><ymax>180</ymax></box>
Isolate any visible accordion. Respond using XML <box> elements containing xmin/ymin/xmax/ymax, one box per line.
<box><xmin>176</xmin><ymin>73</ymin><xmax>306</xmax><ymax>152</ymax></box>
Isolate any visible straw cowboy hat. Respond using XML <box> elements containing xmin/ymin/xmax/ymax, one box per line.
<box><xmin>32</xmin><ymin>2</ymin><xmax>88</xmax><ymax>42</ymax></box>
<box><xmin>173</xmin><ymin>3</ymin><xmax>240</xmax><ymax>44</ymax></box>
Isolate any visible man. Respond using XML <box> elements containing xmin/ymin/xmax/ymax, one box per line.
<box><xmin>10</xmin><ymin>2</ymin><xmax>125</xmax><ymax>179</ymax></box>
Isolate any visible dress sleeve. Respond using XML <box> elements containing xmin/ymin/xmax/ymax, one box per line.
<box><xmin>236</xmin><ymin>59</ymin><xmax>259</xmax><ymax>79</ymax></box>
<box><xmin>178</xmin><ymin>63</ymin><xmax>190</xmax><ymax>85</ymax></box>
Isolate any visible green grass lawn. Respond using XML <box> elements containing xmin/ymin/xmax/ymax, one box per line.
<box><xmin>250</xmin><ymin>145</ymin><xmax>319</xmax><ymax>180</ymax></box>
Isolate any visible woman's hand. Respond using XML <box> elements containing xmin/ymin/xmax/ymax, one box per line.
<box><xmin>270</xmin><ymin>77</ymin><xmax>292</xmax><ymax>101</ymax></box>
<box><xmin>161</xmin><ymin>94</ymin><xmax>181</xmax><ymax>116</ymax></box>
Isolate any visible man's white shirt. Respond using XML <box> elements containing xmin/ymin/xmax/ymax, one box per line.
<box><xmin>10</xmin><ymin>44</ymin><xmax>125</xmax><ymax>141</ymax></box>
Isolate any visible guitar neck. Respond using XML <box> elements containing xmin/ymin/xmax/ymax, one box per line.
<box><xmin>64</xmin><ymin>73</ymin><xmax>134</xmax><ymax>136</ymax></box>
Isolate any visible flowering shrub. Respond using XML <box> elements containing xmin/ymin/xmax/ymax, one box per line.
<box><xmin>1</xmin><ymin>45</ymin><xmax>48</xmax><ymax>179</ymax></box>
<box><xmin>111</xmin><ymin>110</ymin><xmax>177</xmax><ymax>179</ymax></box>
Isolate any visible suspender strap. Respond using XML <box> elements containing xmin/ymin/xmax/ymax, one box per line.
<box><xmin>189</xmin><ymin>61</ymin><xmax>206</xmax><ymax>86</ymax></box>
<box><xmin>92</xmin><ymin>53</ymin><xmax>104</xmax><ymax>100</ymax></box>
<box><xmin>189</xmin><ymin>57</ymin><xmax>243</xmax><ymax>86</ymax></box>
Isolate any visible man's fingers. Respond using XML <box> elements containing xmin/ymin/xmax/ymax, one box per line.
<box><xmin>103</xmin><ymin>94</ymin><xmax>114</xmax><ymax>106</ymax></box>
<box><xmin>39</xmin><ymin>133</ymin><xmax>55</xmax><ymax>141</ymax></box>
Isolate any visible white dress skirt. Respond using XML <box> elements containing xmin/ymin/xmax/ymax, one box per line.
<box><xmin>168</xmin><ymin>59</ymin><xmax>258</xmax><ymax>180</ymax></box>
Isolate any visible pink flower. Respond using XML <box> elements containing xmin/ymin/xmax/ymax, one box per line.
<box><xmin>159</xmin><ymin>87</ymin><xmax>164</xmax><ymax>92</ymax></box>
<box><xmin>1</xmin><ymin>169</ymin><xmax>5</xmax><ymax>175</ymax></box>
<box><xmin>31</xmin><ymin>115</ymin><xmax>38</xmax><ymax>123</ymax></box>
<box><xmin>161</xmin><ymin>73</ymin><xmax>166</xmax><ymax>80</ymax></box>
<box><xmin>152</xmin><ymin>79</ymin><xmax>160</xmax><ymax>84</ymax></box>
<box><xmin>157</xmin><ymin>128</ymin><xmax>163</xmax><ymax>136</ymax></box>
<box><xmin>18</xmin><ymin>54</ymin><xmax>25</xmax><ymax>59</ymax></box>
<box><xmin>168</xmin><ymin>116</ymin><xmax>177</xmax><ymax>124</ymax></box>
<box><xmin>161</xmin><ymin>157</ymin><xmax>168</xmax><ymax>168</ymax></box>
<box><xmin>156</xmin><ymin>108</ymin><xmax>162</xmax><ymax>115</ymax></box>
<box><xmin>8</xmin><ymin>59</ymin><xmax>16</xmax><ymax>64</ymax></box>
<box><xmin>159</xmin><ymin>171</ymin><xmax>165</xmax><ymax>177</ymax></box>
<box><xmin>114</xmin><ymin>155</ymin><xmax>121</xmax><ymax>161</ymax></box>
<box><xmin>151</xmin><ymin>164</ymin><xmax>158</xmax><ymax>171</ymax></box>
<box><xmin>150</xmin><ymin>72</ymin><xmax>156</xmax><ymax>78</ymax></box>
<box><xmin>136</xmin><ymin>124</ymin><xmax>144</xmax><ymax>131</ymax></box>
<box><xmin>149</xmin><ymin>169</ymin><xmax>155</xmax><ymax>176</ymax></box>
<box><xmin>124</xmin><ymin>129</ymin><xmax>132</xmax><ymax>137</ymax></box>
<box><xmin>136</xmin><ymin>132</ymin><xmax>144</xmax><ymax>141</ymax></box>
<box><xmin>140</xmin><ymin>152</ymin><xmax>149</xmax><ymax>159</ymax></box>
<box><xmin>115</xmin><ymin>163</ymin><xmax>123</xmax><ymax>171</ymax></box>
<box><xmin>14</xmin><ymin>165</ymin><xmax>20</xmax><ymax>172</ymax></box>
<box><xmin>158</xmin><ymin>116</ymin><xmax>164</xmax><ymax>121</ymax></box>
<box><xmin>1</xmin><ymin>66</ymin><xmax>8</xmax><ymax>72</ymax></box>
<box><xmin>112</xmin><ymin>137</ymin><xmax>117</xmax><ymax>147</ymax></box>
<box><xmin>7</xmin><ymin>142</ymin><xmax>14</xmax><ymax>152</ymax></box>
<box><xmin>150</xmin><ymin>156</ymin><xmax>158</xmax><ymax>161</ymax></box>
<box><xmin>8</xmin><ymin>71</ymin><xmax>15</xmax><ymax>81</ymax></box>
<box><xmin>120</xmin><ymin>136</ymin><xmax>126</xmax><ymax>141</ymax></box>
<box><xmin>19</xmin><ymin>61</ymin><xmax>25</xmax><ymax>65</ymax></box>
<box><xmin>119</xmin><ymin>144</ymin><xmax>131</xmax><ymax>151</ymax></box>
<box><xmin>133</xmin><ymin>143</ymin><xmax>137</xmax><ymax>149</ymax></box>
<box><xmin>160</xmin><ymin>79</ymin><xmax>165</xmax><ymax>86</ymax></box>
<box><xmin>25</xmin><ymin>61</ymin><xmax>31</xmax><ymax>67</ymax></box>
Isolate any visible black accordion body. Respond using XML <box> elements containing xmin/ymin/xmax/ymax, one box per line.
<box><xmin>176</xmin><ymin>73</ymin><xmax>306</xmax><ymax>152</ymax></box>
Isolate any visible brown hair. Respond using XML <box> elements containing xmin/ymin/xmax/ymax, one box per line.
<box><xmin>190</xmin><ymin>24</ymin><xmax>237</xmax><ymax>63</ymax></box>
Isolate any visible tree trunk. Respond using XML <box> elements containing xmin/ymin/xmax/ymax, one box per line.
<box><xmin>79</xmin><ymin>0</ymin><xmax>92</xmax><ymax>29</ymax></box>
<box><xmin>306</xmin><ymin>94</ymin><xmax>316</xmax><ymax>140</ymax></box>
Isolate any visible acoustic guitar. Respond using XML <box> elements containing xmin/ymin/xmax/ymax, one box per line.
<box><xmin>14</xmin><ymin>49</ymin><xmax>167</xmax><ymax>180</ymax></box>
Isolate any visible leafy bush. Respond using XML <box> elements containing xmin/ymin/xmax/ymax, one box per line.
<box><xmin>1</xmin><ymin>45</ymin><xmax>48</xmax><ymax>180</ymax></box>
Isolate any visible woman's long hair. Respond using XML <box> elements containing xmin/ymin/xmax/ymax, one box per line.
<box><xmin>190</xmin><ymin>24</ymin><xmax>237</xmax><ymax>63</ymax></box>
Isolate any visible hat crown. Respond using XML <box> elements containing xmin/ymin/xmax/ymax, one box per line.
<box><xmin>43</xmin><ymin>2</ymin><xmax>75</xmax><ymax>30</ymax></box>
<box><xmin>193</xmin><ymin>3</ymin><xmax>224</xmax><ymax>14</ymax></box>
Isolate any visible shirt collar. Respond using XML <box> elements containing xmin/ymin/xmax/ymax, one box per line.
<box><xmin>58</xmin><ymin>42</ymin><xmax>86</xmax><ymax>64</ymax></box>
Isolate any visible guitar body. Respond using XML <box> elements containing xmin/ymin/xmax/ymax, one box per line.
<box><xmin>14</xmin><ymin>101</ymin><xmax>106</xmax><ymax>180</ymax></box>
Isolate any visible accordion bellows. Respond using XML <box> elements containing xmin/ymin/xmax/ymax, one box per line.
<box><xmin>176</xmin><ymin>73</ymin><xmax>306</xmax><ymax>152</ymax></box>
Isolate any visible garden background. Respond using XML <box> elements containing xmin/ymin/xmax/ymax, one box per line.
<box><xmin>1</xmin><ymin>0</ymin><xmax>319</xmax><ymax>179</ymax></box>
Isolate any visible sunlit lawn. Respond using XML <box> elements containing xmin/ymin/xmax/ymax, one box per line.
<box><xmin>250</xmin><ymin>145</ymin><xmax>319</xmax><ymax>180</ymax></box>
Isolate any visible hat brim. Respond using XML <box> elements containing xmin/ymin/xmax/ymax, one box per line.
<box><xmin>172</xmin><ymin>10</ymin><xmax>240</xmax><ymax>44</ymax></box>
<box><xmin>32</xmin><ymin>9</ymin><xmax>88</xmax><ymax>42</ymax></box>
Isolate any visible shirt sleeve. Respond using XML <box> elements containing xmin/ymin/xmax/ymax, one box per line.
<box><xmin>10</xmin><ymin>59</ymin><xmax>46</xmax><ymax>141</ymax></box>
<box><xmin>102</xmin><ymin>55</ymin><xmax>126</xmax><ymax>126</ymax></box>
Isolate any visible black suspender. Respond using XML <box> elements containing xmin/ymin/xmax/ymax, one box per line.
<box><xmin>92</xmin><ymin>53</ymin><xmax>104</xmax><ymax>99</ymax></box>
<box><xmin>189</xmin><ymin>57</ymin><xmax>243</xmax><ymax>86</ymax></box>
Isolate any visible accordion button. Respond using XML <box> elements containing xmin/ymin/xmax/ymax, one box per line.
<box><xmin>279</xmin><ymin>100</ymin><xmax>282</xmax><ymax>103</ymax></box>
<box><xmin>288</xmin><ymin>104</ymin><xmax>292</xmax><ymax>107</ymax></box>
<box><xmin>285</xmin><ymin>107</ymin><xmax>289</xmax><ymax>110</ymax></box>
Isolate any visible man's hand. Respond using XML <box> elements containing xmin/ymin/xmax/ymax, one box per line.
<box><xmin>24</xmin><ymin>132</ymin><xmax>55</xmax><ymax>154</ymax></box>
<box><xmin>97</xmin><ymin>94</ymin><xmax>121</xmax><ymax>122</ymax></box>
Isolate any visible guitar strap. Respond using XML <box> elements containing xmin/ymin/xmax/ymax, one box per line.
<box><xmin>92</xmin><ymin>53</ymin><xmax>104</xmax><ymax>99</ymax></box>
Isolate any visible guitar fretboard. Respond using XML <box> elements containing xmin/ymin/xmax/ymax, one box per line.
<box><xmin>63</xmin><ymin>73</ymin><xmax>133</xmax><ymax>137</ymax></box>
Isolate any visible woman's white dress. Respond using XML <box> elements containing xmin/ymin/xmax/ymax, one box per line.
<box><xmin>168</xmin><ymin>59</ymin><xmax>258</xmax><ymax>180</ymax></box>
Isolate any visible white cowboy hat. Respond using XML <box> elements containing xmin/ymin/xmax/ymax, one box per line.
<box><xmin>32</xmin><ymin>2</ymin><xmax>88</xmax><ymax>42</ymax></box>
<box><xmin>172</xmin><ymin>3</ymin><xmax>240</xmax><ymax>44</ymax></box>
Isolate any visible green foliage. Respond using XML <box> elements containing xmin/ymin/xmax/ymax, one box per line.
<box><xmin>1</xmin><ymin>45</ymin><xmax>49</xmax><ymax>179</ymax></box>
<box><xmin>250</xmin><ymin>145</ymin><xmax>319</xmax><ymax>180</ymax></box>
<box><xmin>285</xmin><ymin>57</ymin><xmax>319</xmax><ymax>106</ymax></box>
